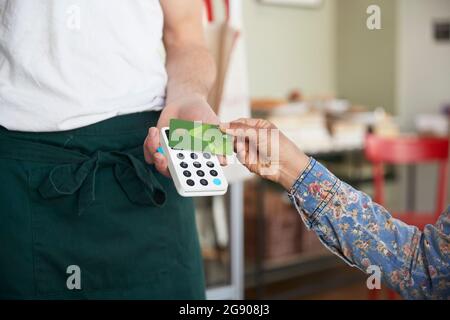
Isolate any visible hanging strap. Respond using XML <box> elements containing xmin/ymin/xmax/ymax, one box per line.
<box><xmin>204</xmin><ymin>0</ymin><xmax>230</xmax><ymax>23</ymax></box>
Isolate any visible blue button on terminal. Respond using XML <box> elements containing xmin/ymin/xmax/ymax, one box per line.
<box><xmin>156</xmin><ymin>147</ymin><xmax>164</xmax><ymax>155</ymax></box>
<box><xmin>213</xmin><ymin>178</ymin><xmax>222</xmax><ymax>186</ymax></box>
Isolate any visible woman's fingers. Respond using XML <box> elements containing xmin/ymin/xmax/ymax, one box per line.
<box><xmin>222</xmin><ymin>119</ymin><xmax>280</xmax><ymax>175</ymax></box>
<box><xmin>217</xmin><ymin>155</ymin><xmax>228</xmax><ymax>166</ymax></box>
<box><xmin>227</xmin><ymin>118</ymin><xmax>267</xmax><ymax>128</ymax></box>
<box><xmin>235</xmin><ymin>139</ymin><xmax>248</xmax><ymax>166</ymax></box>
<box><xmin>220</xmin><ymin>120</ymin><xmax>274</xmax><ymax>153</ymax></box>
<box><xmin>222</xmin><ymin>123</ymin><xmax>258</xmax><ymax>151</ymax></box>
<box><xmin>220</xmin><ymin>121</ymin><xmax>247</xmax><ymax>135</ymax></box>
<box><xmin>234</xmin><ymin>136</ymin><xmax>260</xmax><ymax>171</ymax></box>
<box><xmin>220</xmin><ymin>119</ymin><xmax>274</xmax><ymax>134</ymax></box>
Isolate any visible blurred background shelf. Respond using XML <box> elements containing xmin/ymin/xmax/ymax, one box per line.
<box><xmin>199</xmin><ymin>0</ymin><xmax>450</xmax><ymax>301</ymax></box>
<box><xmin>245</xmin><ymin>251</ymin><xmax>336</xmax><ymax>288</ymax></box>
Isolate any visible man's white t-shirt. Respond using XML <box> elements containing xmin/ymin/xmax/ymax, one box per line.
<box><xmin>0</xmin><ymin>0</ymin><xmax>168</xmax><ymax>132</ymax></box>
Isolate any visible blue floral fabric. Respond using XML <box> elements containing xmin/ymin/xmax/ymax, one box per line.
<box><xmin>288</xmin><ymin>158</ymin><xmax>450</xmax><ymax>300</ymax></box>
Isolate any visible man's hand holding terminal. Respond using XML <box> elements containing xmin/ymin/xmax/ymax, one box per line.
<box><xmin>143</xmin><ymin>0</ymin><xmax>219</xmax><ymax>177</ymax></box>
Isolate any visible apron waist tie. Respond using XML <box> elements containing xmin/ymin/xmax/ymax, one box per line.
<box><xmin>0</xmin><ymin>137</ymin><xmax>167</xmax><ymax>215</ymax></box>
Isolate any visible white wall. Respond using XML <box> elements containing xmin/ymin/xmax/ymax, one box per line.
<box><xmin>337</xmin><ymin>0</ymin><xmax>397</xmax><ymax>113</ymax></box>
<box><xmin>396</xmin><ymin>0</ymin><xmax>450</xmax><ymax>211</ymax></box>
<box><xmin>397</xmin><ymin>0</ymin><xmax>450</xmax><ymax>130</ymax></box>
<box><xmin>242</xmin><ymin>0</ymin><xmax>336</xmax><ymax>98</ymax></box>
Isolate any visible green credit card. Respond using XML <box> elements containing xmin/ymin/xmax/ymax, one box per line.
<box><xmin>168</xmin><ymin>119</ymin><xmax>233</xmax><ymax>156</ymax></box>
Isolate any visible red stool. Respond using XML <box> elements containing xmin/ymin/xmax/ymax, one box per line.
<box><xmin>365</xmin><ymin>134</ymin><xmax>449</xmax><ymax>299</ymax></box>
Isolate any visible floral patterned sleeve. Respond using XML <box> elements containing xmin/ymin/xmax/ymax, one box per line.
<box><xmin>288</xmin><ymin>158</ymin><xmax>450</xmax><ymax>300</ymax></box>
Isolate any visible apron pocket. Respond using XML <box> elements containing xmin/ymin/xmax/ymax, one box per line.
<box><xmin>28</xmin><ymin>165</ymin><xmax>170</xmax><ymax>296</ymax></box>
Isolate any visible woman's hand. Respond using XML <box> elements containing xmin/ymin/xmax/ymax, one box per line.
<box><xmin>220</xmin><ymin>118</ymin><xmax>310</xmax><ymax>191</ymax></box>
<box><xmin>143</xmin><ymin>95</ymin><xmax>220</xmax><ymax>177</ymax></box>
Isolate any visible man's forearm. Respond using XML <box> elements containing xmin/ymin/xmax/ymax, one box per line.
<box><xmin>148</xmin><ymin>0</ymin><xmax>222</xmax><ymax>174</ymax></box>
<box><xmin>165</xmin><ymin>43</ymin><xmax>217</xmax><ymax>106</ymax></box>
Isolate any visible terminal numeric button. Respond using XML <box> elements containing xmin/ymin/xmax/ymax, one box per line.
<box><xmin>180</xmin><ymin>162</ymin><xmax>188</xmax><ymax>169</ymax></box>
<box><xmin>193</xmin><ymin>162</ymin><xmax>202</xmax><ymax>168</ymax></box>
<box><xmin>197</xmin><ymin>170</ymin><xmax>205</xmax><ymax>177</ymax></box>
<box><xmin>210</xmin><ymin>170</ymin><xmax>218</xmax><ymax>177</ymax></box>
<box><xmin>183</xmin><ymin>171</ymin><xmax>192</xmax><ymax>178</ymax></box>
<box><xmin>186</xmin><ymin>179</ymin><xmax>195</xmax><ymax>186</ymax></box>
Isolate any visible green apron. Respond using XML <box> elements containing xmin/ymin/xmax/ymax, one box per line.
<box><xmin>0</xmin><ymin>112</ymin><xmax>205</xmax><ymax>299</ymax></box>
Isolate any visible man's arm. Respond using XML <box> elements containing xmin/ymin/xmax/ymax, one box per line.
<box><xmin>289</xmin><ymin>158</ymin><xmax>450</xmax><ymax>300</ymax></box>
<box><xmin>144</xmin><ymin>0</ymin><xmax>219</xmax><ymax>176</ymax></box>
<box><xmin>161</xmin><ymin>0</ymin><xmax>216</xmax><ymax>107</ymax></box>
